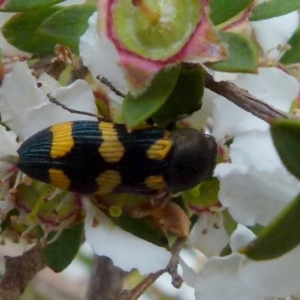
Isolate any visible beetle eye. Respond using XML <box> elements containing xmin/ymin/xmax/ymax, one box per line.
<box><xmin>168</xmin><ymin>128</ymin><xmax>217</xmax><ymax>194</ymax></box>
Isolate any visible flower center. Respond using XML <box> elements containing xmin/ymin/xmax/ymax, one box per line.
<box><xmin>111</xmin><ymin>0</ymin><xmax>202</xmax><ymax>60</ymax></box>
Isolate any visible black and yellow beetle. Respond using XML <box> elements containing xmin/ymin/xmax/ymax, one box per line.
<box><xmin>17</xmin><ymin>120</ymin><xmax>217</xmax><ymax>195</ymax></box>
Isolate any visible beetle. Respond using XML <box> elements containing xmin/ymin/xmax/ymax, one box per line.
<box><xmin>17</xmin><ymin>120</ymin><xmax>217</xmax><ymax>195</ymax></box>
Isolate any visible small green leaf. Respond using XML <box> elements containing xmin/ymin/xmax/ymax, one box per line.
<box><xmin>43</xmin><ymin>222</ymin><xmax>84</xmax><ymax>272</ymax></box>
<box><xmin>110</xmin><ymin>214</ymin><xmax>168</xmax><ymax>248</ymax></box>
<box><xmin>39</xmin><ymin>5</ymin><xmax>96</xmax><ymax>54</ymax></box>
<box><xmin>280</xmin><ymin>27</ymin><xmax>300</xmax><ymax>65</ymax></box>
<box><xmin>247</xmin><ymin>223</ymin><xmax>264</xmax><ymax>236</ymax></box>
<box><xmin>205</xmin><ymin>32</ymin><xmax>258</xmax><ymax>73</ymax></box>
<box><xmin>2</xmin><ymin>7</ymin><xmax>61</xmax><ymax>54</ymax></box>
<box><xmin>153</xmin><ymin>66</ymin><xmax>204</xmax><ymax>125</ymax></box>
<box><xmin>1</xmin><ymin>0</ymin><xmax>64</xmax><ymax>12</ymax></box>
<box><xmin>241</xmin><ymin>193</ymin><xmax>300</xmax><ymax>260</ymax></box>
<box><xmin>182</xmin><ymin>178</ymin><xmax>220</xmax><ymax>208</ymax></box>
<box><xmin>250</xmin><ymin>0</ymin><xmax>300</xmax><ymax>21</ymax></box>
<box><xmin>220</xmin><ymin>244</ymin><xmax>232</xmax><ymax>257</ymax></box>
<box><xmin>271</xmin><ymin>119</ymin><xmax>300</xmax><ymax>180</ymax></box>
<box><xmin>222</xmin><ymin>210</ymin><xmax>238</xmax><ymax>237</ymax></box>
<box><xmin>123</xmin><ymin>65</ymin><xmax>181</xmax><ymax>128</ymax></box>
<box><xmin>210</xmin><ymin>0</ymin><xmax>254</xmax><ymax>25</ymax></box>
<box><xmin>1</xmin><ymin>0</ymin><xmax>63</xmax><ymax>12</ymax></box>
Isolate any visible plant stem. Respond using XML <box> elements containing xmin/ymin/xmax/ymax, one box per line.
<box><xmin>0</xmin><ymin>245</ymin><xmax>47</xmax><ymax>300</ymax></box>
<box><xmin>204</xmin><ymin>72</ymin><xmax>292</xmax><ymax>123</ymax></box>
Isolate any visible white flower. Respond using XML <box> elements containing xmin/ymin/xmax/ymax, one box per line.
<box><xmin>0</xmin><ymin>61</ymin><xmax>97</xmax><ymax>223</ymax></box>
<box><xmin>250</xmin><ymin>11</ymin><xmax>299</xmax><ymax>60</ymax></box>
<box><xmin>188</xmin><ymin>13</ymin><xmax>300</xmax><ymax>298</ymax></box>
<box><xmin>188</xmin><ymin>211</ymin><xmax>228</xmax><ymax>258</ymax></box>
<box><xmin>0</xmin><ymin>126</ymin><xmax>19</xmax><ymax>214</ymax></box>
<box><xmin>215</xmin><ymin>129</ymin><xmax>300</xmax><ymax>226</ymax></box>
<box><xmin>0</xmin><ymin>61</ymin><xmax>98</xmax><ymax>140</ymax></box>
<box><xmin>212</xmin><ymin>67</ymin><xmax>299</xmax><ymax>140</ymax></box>
<box><xmin>84</xmin><ymin>201</ymin><xmax>171</xmax><ymax>275</ymax></box>
<box><xmin>195</xmin><ymin>225</ymin><xmax>300</xmax><ymax>300</ymax></box>
<box><xmin>0</xmin><ymin>61</ymin><xmax>175</xmax><ymax>274</ymax></box>
<box><xmin>79</xmin><ymin>12</ymin><xmax>128</xmax><ymax>93</ymax></box>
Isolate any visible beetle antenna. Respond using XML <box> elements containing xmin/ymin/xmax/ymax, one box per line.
<box><xmin>47</xmin><ymin>93</ymin><xmax>107</xmax><ymax>121</ymax></box>
<box><xmin>96</xmin><ymin>75</ymin><xmax>126</xmax><ymax>98</ymax></box>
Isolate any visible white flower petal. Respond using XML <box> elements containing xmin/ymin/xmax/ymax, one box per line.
<box><xmin>212</xmin><ymin>68</ymin><xmax>298</xmax><ymax>139</ymax></box>
<box><xmin>154</xmin><ymin>272</ymin><xmax>195</xmax><ymax>299</ymax></box>
<box><xmin>251</xmin><ymin>12</ymin><xmax>299</xmax><ymax>59</ymax></box>
<box><xmin>230</xmin><ymin>224</ymin><xmax>256</xmax><ymax>252</ymax></box>
<box><xmin>235</xmin><ymin>68</ymin><xmax>298</xmax><ymax>112</ymax></box>
<box><xmin>179</xmin><ymin>257</ymin><xmax>198</xmax><ymax>287</ymax></box>
<box><xmin>188</xmin><ymin>214</ymin><xmax>229</xmax><ymax>257</ymax></box>
<box><xmin>216</xmin><ymin>166</ymin><xmax>300</xmax><ymax>226</ymax></box>
<box><xmin>53</xmin><ymin>80</ymin><xmax>98</xmax><ymax>115</ymax></box>
<box><xmin>59</xmin><ymin>0</ymin><xmax>85</xmax><ymax>5</ymax></box>
<box><xmin>0</xmin><ymin>178</ymin><xmax>14</xmax><ymax>214</ymax></box>
<box><xmin>240</xmin><ymin>245</ymin><xmax>300</xmax><ymax>297</ymax></box>
<box><xmin>79</xmin><ymin>12</ymin><xmax>128</xmax><ymax>91</ymax></box>
<box><xmin>195</xmin><ymin>227</ymin><xmax>300</xmax><ymax>300</ymax></box>
<box><xmin>0</xmin><ymin>162</ymin><xmax>14</xmax><ymax>176</ymax></box>
<box><xmin>85</xmin><ymin>203</ymin><xmax>171</xmax><ymax>275</ymax></box>
<box><xmin>0</xmin><ymin>62</ymin><xmax>44</xmax><ymax>136</ymax></box>
<box><xmin>229</xmin><ymin>130</ymin><xmax>282</xmax><ymax>172</ymax></box>
<box><xmin>215</xmin><ymin>130</ymin><xmax>300</xmax><ymax>226</ymax></box>
<box><xmin>195</xmin><ymin>253</ymin><xmax>265</xmax><ymax>300</ymax></box>
<box><xmin>212</xmin><ymin>71</ymin><xmax>238</xmax><ymax>82</ymax></box>
<box><xmin>180</xmin><ymin>250</ymin><xmax>208</xmax><ymax>287</ymax></box>
<box><xmin>212</xmin><ymin>95</ymin><xmax>267</xmax><ymax>139</ymax></box>
<box><xmin>37</xmin><ymin>72</ymin><xmax>61</xmax><ymax>95</ymax></box>
<box><xmin>21</xmin><ymin>80</ymin><xmax>97</xmax><ymax>139</ymax></box>
<box><xmin>0</xmin><ymin>125</ymin><xmax>19</xmax><ymax>158</ymax></box>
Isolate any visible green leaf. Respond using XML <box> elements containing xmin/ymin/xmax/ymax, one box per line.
<box><xmin>271</xmin><ymin>119</ymin><xmax>300</xmax><ymax>180</ymax></box>
<box><xmin>247</xmin><ymin>223</ymin><xmax>264</xmax><ymax>236</ymax></box>
<box><xmin>250</xmin><ymin>0</ymin><xmax>300</xmax><ymax>21</ymax></box>
<box><xmin>153</xmin><ymin>66</ymin><xmax>204</xmax><ymax>125</ymax></box>
<box><xmin>222</xmin><ymin>210</ymin><xmax>238</xmax><ymax>237</ymax></box>
<box><xmin>39</xmin><ymin>5</ymin><xmax>96</xmax><ymax>54</ymax></box>
<box><xmin>182</xmin><ymin>178</ymin><xmax>220</xmax><ymax>208</ymax></box>
<box><xmin>280</xmin><ymin>27</ymin><xmax>300</xmax><ymax>65</ymax></box>
<box><xmin>42</xmin><ymin>222</ymin><xmax>84</xmax><ymax>272</ymax></box>
<box><xmin>123</xmin><ymin>65</ymin><xmax>181</xmax><ymax>128</ymax></box>
<box><xmin>1</xmin><ymin>0</ymin><xmax>63</xmax><ymax>12</ymax></box>
<box><xmin>2</xmin><ymin>7</ymin><xmax>61</xmax><ymax>54</ymax></box>
<box><xmin>205</xmin><ymin>32</ymin><xmax>258</xmax><ymax>73</ymax></box>
<box><xmin>241</xmin><ymin>193</ymin><xmax>300</xmax><ymax>260</ymax></box>
<box><xmin>210</xmin><ymin>0</ymin><xmax>254</xmax><ymax>25</ymax></box>
<box><xmin>110</xmin><ymin>214</ymin><xmax>168</xmax><ymax>248</ymax></box>
<box><xmin>220</xmin><ymin>243</ymin><xmax>232</xmax><ymax>257</ymax></box>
